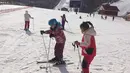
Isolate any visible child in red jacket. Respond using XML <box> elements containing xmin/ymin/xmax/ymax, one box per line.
<box><xmin>74</xmin><ymin>21</ymin><xmax>96</xmax><ymax>73</ymax></box>
<box><xmin>40</xmin><ymin>18</ymin><xmax>66</xmax><ymax>65</ymax></box>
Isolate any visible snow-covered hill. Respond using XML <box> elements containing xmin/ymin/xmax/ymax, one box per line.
<box><xmin>111</xmin><ymin>0</ymin><xmax>130</xmax><ymax>16</ymax></box>
<box><xmin>55</xmin><ymin>0</ymin><xmax>70</xmax><ymax>10</ymax></box>
<box><xmin>0</xmin><ymin>5</ymin><xmax>130</xmax><ymax>73</ymax></box>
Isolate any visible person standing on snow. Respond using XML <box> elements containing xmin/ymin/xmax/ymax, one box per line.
<box><xmin>61</xmin><ymin>14</ymin><xmax>68</xmax><ymax>30</ymax></box>
<box><xmin>40</xmin><ymin>18</ymin><xmax>66</xmax><ymax>65</ymax></box>
<box><xmin>24</xmin><ymin>10</ymin><xmax>33</xmax><ymax>31</ymax></box>
<box><xmin>74</xmin><ymin>21</ymin><xmax>96</xmax><ymax>73</ymax></box>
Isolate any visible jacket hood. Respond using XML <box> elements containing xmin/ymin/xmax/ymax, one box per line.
<box><xmin>83</xmin><ymin>27</ymin><xmax>96</xmax><ymax>36</ymax></box>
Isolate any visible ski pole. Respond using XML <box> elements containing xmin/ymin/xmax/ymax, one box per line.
<box><xmin>41</xmin><ymin>34</ymin><xmax>50</xmax><ymax>73</ymax></box>
<box><xmin>32</xmin><ymin>18</ymin><xmax>34</xmax><ymax>31</ymax></box>
<box><xmin>72</xmin><ymin>43</ymin><xmax>75</xmax><ymax>51</ymax></box>
<box><xmin>77</xmin><ymin>45</ymin><xmax>82</xmax><ymax>69</ymax></box>
<box><xmin>73</xmin><ymin>43</ymin><xmax>82</xmax><ymax>69</ymax></box>
<box><xmin>47</xmin><ymin>38</ymin><xmax>52</xmax><ymax>73</ymax></box>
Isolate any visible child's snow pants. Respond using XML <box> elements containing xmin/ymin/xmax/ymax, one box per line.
<box><xmin>82</xmin><ymin>55</ymin><xmax>95</xmax><ymax>73</ymax></box>
<box><xmin>24</xmin><ymin>21</ymin><xmax>30</xmax><ymax>30</ymax></box>
<box><xmin>54</xmin><ymin>42</ymin><xmax>65</xmax><ymax>60</ymax></box>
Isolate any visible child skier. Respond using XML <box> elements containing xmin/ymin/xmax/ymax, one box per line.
<box><xmin>40</xmin><ymin>18</ymin><xmax>66</xmax><ymax>65</ymax></box>
<box><xmin>24</xmin><ymin>10</ymin><xmax>33</xmax><ymax>31</ymax></box>
<box><xmin>61</xmin><ymin>14</ymin><xmax>68</xmax><ymax>30</ymax></box>
<box><xmin>74</xmin><ymin>21</ymin><xmax>96</xmax><ymax>73</ymax></box>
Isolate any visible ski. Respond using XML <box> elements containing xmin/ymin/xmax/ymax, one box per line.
<box><xmin>37</xmin><ymin>61</ymin><xmax>50</xmax><ymax>64</ymax></box>
<box><xmin>53</xmin><ymin>62</ymin><xmax>73</xmax><ymax>67</ymax></box>
<box><xmin>36</xmin><ymin>59</ymin><xmax>70</xmax><ymax>64</ymax></box>
<box><xmin>39</xmin><ymin>62</ymin><xmax>74</xmax><ymax>69</ymax></box>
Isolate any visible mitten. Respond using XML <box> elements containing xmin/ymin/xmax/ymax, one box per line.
<box><xmin>74</xmin><ymin>41</ymin><xmax>80</xmax><ymax>45</ymax></box>
<box><xmin>49</xmin><ymin>34</ymin><xmax>55</xmax><ymax>38</ymax></box>
<box><xmin>40</xmin><ymin>30</ymin><xmax>45</xmax><ymax>35</ymax></box>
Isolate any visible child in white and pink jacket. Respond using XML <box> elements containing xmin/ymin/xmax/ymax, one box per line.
<box><xmin>74</xmin><ymin>21</ymin><xmax>96</xmax><ymax>73</ymax></box>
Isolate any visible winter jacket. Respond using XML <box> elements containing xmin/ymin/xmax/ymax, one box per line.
<box><xmin>61</xmin><ymin>16</ymin><xmax>67</xmax><ymax>23</ymax></box>
<box><xmin>45</xmin><ymin>26</ymin><xmax>66</xmax><ymax>43</ymax></box>
<box><xmin>79</xmin><ymin>27</ymin><xmax>96</xmax><ymax>57</ymax></box>
<box><xmin>24</xmin><ymin>13</ymin><xmax>32</xmax><ymax>21</ymax></box>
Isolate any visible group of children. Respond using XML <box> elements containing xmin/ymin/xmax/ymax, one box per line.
<box><xmin>40</xmin><ymin>19</ymin><xmax>97</xmax><ymax>73</ymax></box>
<box><xmin>25</xmin><ymin>11</ymin><xmax>97</xmax><ymax>73</ymax></box>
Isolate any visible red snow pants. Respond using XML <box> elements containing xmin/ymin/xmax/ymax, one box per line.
<box><xmin>82</xmin><ymin>55</ymin><xmax>95</xmax><ymax>73</ymax></box>
<box><xmin>24</xmin><ymin>21</ymin><xmax>30</xmax><ymax>30</ymax></box>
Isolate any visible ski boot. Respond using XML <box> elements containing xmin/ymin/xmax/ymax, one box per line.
<box><xmin>53</xmin><ymin>60</ymin><xmax>66</xmax><ymax>66</ymax></box>
<box><xmin>48</xmin><ymin>57</ymin><xmax>58</xmax><ymax>63</ymax></box>
<box><xmin>24</xmin><ymin>28</ymin><xmax>29</xmax><ymax>31</ymax></box>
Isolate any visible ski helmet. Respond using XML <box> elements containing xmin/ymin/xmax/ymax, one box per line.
<box><xmin>48</xmin><ymin>18</ymin><xmax>58</xmax><ymax>26</ymax></box>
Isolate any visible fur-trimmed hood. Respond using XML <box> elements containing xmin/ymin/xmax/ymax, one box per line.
<box><xmin>83</xmin><ymin>27</ymin><xmax>96</xmax><ymax>36</ymax></box>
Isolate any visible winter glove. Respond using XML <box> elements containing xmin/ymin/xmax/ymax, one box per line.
<box><xmin>40</xmin><ymin>30</ymin><xmax>45</xmax><ymax>35</ymax></box>
<box><xmin>74</xmin><ymin>41</ymin><xmax>80</xmax><ymax>46</ymax></box>
<box><xmin>49</xmin><ymin>34</ymin><xmax>55</xmax><ymax>38</ymax></box>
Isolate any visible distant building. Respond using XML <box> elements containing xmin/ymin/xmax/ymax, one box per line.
<box><xmin>61</xmin><ymin>7</ymin><xmax>69</xmax><ymax>12</ymax></box>
<box><xmin>69</xmin><ymin>0</ymin><xmax>81</xmax><ymax>8</ymax></box>
<box><xmin>98</xmin><ymin>4</ymin><xmax>119</xmax><ymax>16</ymax></box>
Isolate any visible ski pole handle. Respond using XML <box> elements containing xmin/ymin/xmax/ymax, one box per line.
<box><xmin>76</xmin><ymin>45</ymin><xmax>79</xmax><ymax>48</ymax></box>
<box><xmin>72</xmin><ymin>43</ymin><xmax>75</xmax><ymax>51</ymax></box>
